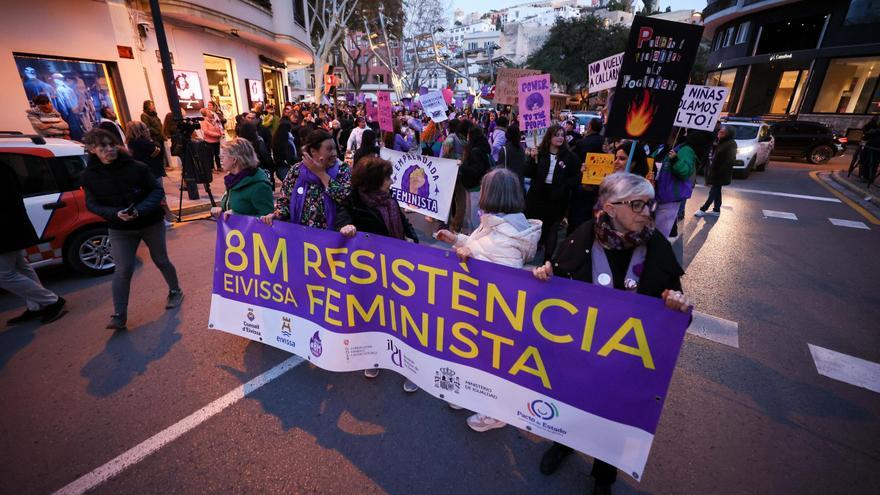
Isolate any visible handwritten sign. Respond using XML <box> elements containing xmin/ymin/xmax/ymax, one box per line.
<box><xmin>377</xmin><ymin>91</ymin><xmax>394</xmax><ymax>132</ymax></box>
<box><xmin>582</xmin><ymin>153</ymin><xmax>617</xmax><ymax>185</ymax></box>
<box><xmin>588</xmin><ymin>52</ymin><xmax>624</xmax><ymax>93</ymax></box>
<box><xmin>517</xmin><ymin>74</ymin><xmax>551</xmax><ymax>132</ymax></box>
<box><xmin>495</xmin><ymin>67</ymin><xmax>541</xmax><ymax>105</ymax></box>
<box><xmin>420</xmin><ymin>90</ymin><xmax>449</xmax><ymax>123</ymax></box>
<box><xmin>674</xmin><ymin>85</ymin><xmax>729</xmax><ymax>132</ymax></box>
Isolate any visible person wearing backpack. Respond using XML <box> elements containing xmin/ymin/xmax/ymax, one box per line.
<box><xmin>459</xmin><ymin>126</ymin><xmax>493</xmax><ymax>233</ymax></box>
<box><xmin>524</xmin><ymin>124</ymin><xmax>579</xmax><ymax>262</ymax></box>
<box><xmin>654</xmin><ymin>134</ymin><xmax>697</xmax><ymax>237</ymax></box>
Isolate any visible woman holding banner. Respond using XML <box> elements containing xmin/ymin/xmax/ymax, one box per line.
<box><xmin>261</xmin><ymin>130</ymin><xmax>356</xmax><ymax>237</ymax></box>
<box><xmin>524</xmin><ymin>125</ymin><xmax>579</xmax><ymax>263</ymax></box>
<box><xmin>436</xmin><ymin>168</ymin><xmax>542</xmax><ymax>431</ymax></box>
<box><xmin>344</xmin><ymin>156</ymin><xmax>421</xmax><ymax>392</ymax></box>
<box><xmin>533</xmin><ymin>172</ymin><xmax>691</xmax><ymax>495</ymax></box>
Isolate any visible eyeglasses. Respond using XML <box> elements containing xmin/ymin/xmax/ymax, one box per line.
<box><xmin>611</xmin><ymin>199</ymin><xmax>656</xmax><ymax>214</ymax></box>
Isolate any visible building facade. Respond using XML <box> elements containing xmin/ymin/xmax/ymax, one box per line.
<box><xmin>703</xmin><ymin>0</ymin><xmax>880</xmax><ymax>131</ymax></box>
<box><xmin>1</xmin><ymin>0</ymin><xmax>312</xmax><ymax>139</ymax></box>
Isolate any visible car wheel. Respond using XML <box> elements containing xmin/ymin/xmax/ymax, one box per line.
<box><xmin>809</xmin><ymin>145</ymin><xmax>834</xmax><ymax>164</ymax></box>
<box><xmin>65</xmin><ymin>226</ymin><xmax>115</xmax><ymax>276</ymax></box>
<box><xmin>756</xmin><ymin>157</ymin><xmax>767</xmax><ymax>171</ymax></box>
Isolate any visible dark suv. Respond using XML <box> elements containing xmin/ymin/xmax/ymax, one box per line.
<box><xmin>769</xmin><ymin>120</ymin><xmax>846</xmax><ymax>164</ymax></box>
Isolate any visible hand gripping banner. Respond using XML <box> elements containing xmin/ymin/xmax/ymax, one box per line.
<box><xmin>209</xmin><ymin>216</ymin><xmax>691</xmax><ymax>480</ymax></box>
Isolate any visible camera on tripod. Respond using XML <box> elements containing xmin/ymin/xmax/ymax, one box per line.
<box><xmin>175</xmin><ymin>116</ymin><xmax>204</xmax><ymax>135</ymax></box>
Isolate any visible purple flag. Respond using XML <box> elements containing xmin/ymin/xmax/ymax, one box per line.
<box><xmin>466</xmin><ymin>94</ymin><xmax>475</xmax><ymax>107</ymax></box>
<box><xmin>454</xmin><ymin>96</ymin><xmax>463</xmax><ymax>109</ymax></box>
<box><xmin>419</xmin><ymin>86</ymin><xmax>429</xmax><ymax>96</ymax></box>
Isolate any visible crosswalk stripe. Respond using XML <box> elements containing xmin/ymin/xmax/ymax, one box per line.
<box><xmin>687</xmin><ymin>311</ymin><xmax>739</xmax><ymax>348</ymax></box>
<box><xmin>762</xmin><ymin>210</ymin><xmax>798</xmax><ymax>220</ymax></box>
<box><xmin>828</xmin><ymin>218</ymin><xmax>870</xmax><ymax>230</ymax></box>
<box><xmin>809</xmin><ymin>344</ymin><xmax>880</xmax><ymax>394</ymax></box>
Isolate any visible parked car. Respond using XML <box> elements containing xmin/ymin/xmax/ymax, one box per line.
<box><xmin>562</xmin><ymin>111</ymin><xmax>603</xmax><ymax>134</ymax></box>
<box><xmin>769</xmin><ymin>120</ymin><xmax>847</xmax><ymax>164</ymax></box>
<box><xmin>719</xmin><ymin>118</ymin><xmax>774</xmax><ymax>178</ymax></box>
<box><xmin>0</xmin><ymin>132</ymin><xmax>113</xmax><ymax>275</ymax></box>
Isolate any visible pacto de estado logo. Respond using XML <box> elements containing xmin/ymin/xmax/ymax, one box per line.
<box><xmin>528</xmin><ymin>399</ymin><xmax>559</xmax><ymax>421</ymax></box>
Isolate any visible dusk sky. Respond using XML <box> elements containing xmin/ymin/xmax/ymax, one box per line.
<box><xmin>449</xmin><ymin>0</ymin><xmax>708</xmax><ymax>15</ymax></box>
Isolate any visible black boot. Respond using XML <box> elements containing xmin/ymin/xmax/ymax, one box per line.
<box><xmin>540</xmin><ymin>442</ymin><xmax>573</xmax><ymax>475</ymax></box>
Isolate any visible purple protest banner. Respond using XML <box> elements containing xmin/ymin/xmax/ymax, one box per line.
<box><xmin>466</xmin><ymin>94</ymin><xmax>475</xmax><ymax>107</ymax></box>
<box><xmin>377</xmin><ymin>91</ymin><xmax>394</xmax><ymax>132</ymax></box>
<box><xmin>454</xmin><ymin>95</ymin><xmax>463</xmax><ymax>110</ymax></box>
<box><xmin>517</xmin><ymin>74</ymin><xmax>551</xmax><ymax>132</ymax></box>
<box><xmin>402</xmin><ymin>97</ymin><xmax>413</xmax><ymax>112</ymax></box>
<box><xmin>345</xmin><ymin>92</ymin><xmax>355</xmax><ymax>104</ymax></box>
<box><xmin>209</xmin><ymin>216</ymin><xmax>692</xmax><ymax>480</ymax></box>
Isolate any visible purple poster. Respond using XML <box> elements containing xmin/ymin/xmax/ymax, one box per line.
<box><xmin>466</xmin><ymin>94</ymin><xmax>475</xmax><ymax>107</ymax></box>
<box><xmin>209</xmin><ymin>216</ymin><xmax>692</xmax><ymax>480</ymax></box>
<box><xmin>517</xmin><ymin>74</ymin><xmax>551</xmax><ymax>132</ymax></box>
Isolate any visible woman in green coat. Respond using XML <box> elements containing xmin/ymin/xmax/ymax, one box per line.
<box><xmin>211</xmin><ymin>138</ymin><xmax>275</xmax><ymax>219</ymax></box>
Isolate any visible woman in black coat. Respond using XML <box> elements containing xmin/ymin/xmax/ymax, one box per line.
<box><xmin>524</xmin><ymin>124</ymin><xmax>580</xmax><ymax>262</ymax></box>
<box><xmin>272</xmin><ymin>120</ymin><xmax>298</xmax><ymax>181</ymax></box>
<box><xmin>695</xmin><ymin>126</ymin><xmax>736</xmax><ymax>217</ymax></box>
<box><xmin>496</xmin><ymin>122</ymin><xmax>527</xmax><ymax>190</ymax></box>
<box><xmin>533</xmin><ymin>171</ymin><xmax>691</xmax><ymax>495</ymax></box>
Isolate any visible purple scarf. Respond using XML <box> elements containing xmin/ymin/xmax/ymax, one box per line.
<box><xmin>224</xmin><ymin>167</ymin><xmax>257</xmax><ymax>190</ymax></box>
<box><xmin>291</xmin><ymin>160</ymin><xmax>340</xmax><ymax>229</ymax></box>
<box><xmin>594</xmin><ymin>212</ymin><xmax>655</xmax><ymax>251</ymax></box>
<box><xmin>358</xmin><ymin>189</ymin><xmax>405</xmax><ymax>240</ymax></box>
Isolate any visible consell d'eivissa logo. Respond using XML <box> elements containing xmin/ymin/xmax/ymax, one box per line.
<box><xmin>517</xmin><ymin>399</ymin><xmax>566</xmax><ymax>435</ymax></box>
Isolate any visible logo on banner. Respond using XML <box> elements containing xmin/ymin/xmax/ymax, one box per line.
<box><xmin>240</xmin><ymin>308</ymin><xmax>261</xmax><ymax>337</ymax></box>
<box><xmin>276</xmin><ymin>316</ymin><xmax>295</xmax><ymax>348</ymax></box>
<box><xmin>387</xmin><ymin>339</ymin><xmax>403</xmax><ymax>367</ymax></box>
<box><xmin>518</xmin><ymin>399</ymin><xmax>566</xmax><ymax>435</ymax></box>
<box><xmin>390</xmin><ymin>155</ymin><xmax>440</xmax><ymax>213</ymax></box>
<box><xmin>247</xmin><ymin>310</ymin><xmax>256</xmax><ymax>322</ymax></box>
<box><xmin>309</xmin><ymin>331</ymin><xmax>323</xmax><ymax>357</ymax></box>
<box><xmin>528</xmin><ymin>399</ymin><xmax>559</xmax><ymax>420</ymax></box>
<box><xmin>434</xmin><ymin>367</ymin><xmax>461</xmax><ymax>394</ymax></box>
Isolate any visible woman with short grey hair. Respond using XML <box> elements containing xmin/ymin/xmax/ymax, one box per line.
<box><xmin>435</xmin><ymin>167</ymin><xmax>542</xmax><ymax>432</ymax></box>
<box><xmin>532</xmin><ymin>171</ymin><xmax>691</xmax><ymax>493</ymax></box>
<box><xmin>210</xmin><ymin>138</ymin><xmax>274</xmax><ymax>218</ymax></box>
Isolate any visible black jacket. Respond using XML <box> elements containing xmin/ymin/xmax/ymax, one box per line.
<box><xmin>553</xmin><ymin>220</ymin><xmax>684</xmax><ymax>298</ymax></box>
<box><xmin>706</xmin><ymin>137</ymin><xmax>736</xmax><ymax>186</ymax></box>
<box><xmin>497</xmin><ymin>142</ymin><xmax>527</xmax><ymax>189</ymax></box>
<box><xmin>460</xmin><ymin>143</ymin><xmax>493</xmax><ymax>189</ymax></box>
<box><xmin>81</xmin><ymin>153</ymin><xmax>165</xmax><ymax>230</ymax></box>
<box><xmin>573</xmin><ymin>133</ymin><xmax>605</xmax><ymax>166</ymax></box>
<box><xmin>524</xmin><ymin>147</ymin><xmax>579</xmax><ymax>221</ymax></box>
<box><xmin>342</xmin><ymin>193</ymin><xmax>419</xmax><ymax>243</ymax></box>
<box><xmin>0</xmin><ymin>163</ymin><xmax>39</xmax><ymax>252</ymax></box>
<box><xmin>128</xmin><ymin>136</ymin><xmax>165</xmax><ymax>178</ymax></box>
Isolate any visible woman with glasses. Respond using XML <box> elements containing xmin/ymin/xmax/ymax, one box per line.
<box><xmin>532</xmin><ymin>172</ymin><xmax>691</xmax><ymax>495</ymax></box>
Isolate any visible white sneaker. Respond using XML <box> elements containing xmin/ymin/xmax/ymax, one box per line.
<box><xmin>466</xmin><ymin>413</ymin><xmax>506</xmax><ymax>432</ymax></box>
<box><xmin>693</xmin><ymin>210</ymin><xmax>706</xmax><ymax>217</ymax></box>
<box><xmin>364</xmin><ymin>368</ymin><xmax>380</xmax><ymax>378</ymax></box>
<box><xmin>448</xmin><ymin>402</ymin><xmax>464</xmax><ymax>410</ymax></box>
<box><xmin>164</xmin><ymin>220</ymin><xmax>174</xmax><ymax>228</ymax></box>
<box><xmin>402</xmin><ymin>380</ymin><xmax>419</xmax><ymax>393</ymax></box>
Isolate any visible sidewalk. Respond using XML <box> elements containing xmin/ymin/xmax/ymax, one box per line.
<box><xmin>162</xmin><ymin>165</ymin><xmax>225</xmax><ymax>217</ymax></box>
<box><xmin>830</xmin><ymin>169</ymin><xmax>880</xmax><ymax>206</ymax></box>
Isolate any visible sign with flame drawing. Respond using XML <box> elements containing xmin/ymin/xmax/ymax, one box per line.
<box><xmin>604</xmin><ymin>16</ymin><xmax>703</xmax><ymax>142</ymax></box>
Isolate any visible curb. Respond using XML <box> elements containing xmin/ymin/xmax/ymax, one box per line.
<box><xmin>829</xmin><ymin>171</ymin><xmax>879</xmax><ymax>206</ymax></box>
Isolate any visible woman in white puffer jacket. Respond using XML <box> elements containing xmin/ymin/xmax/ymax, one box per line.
<box><xmin>435</xmin><ymin>168</ymin><xmax>542</xmax><ymax>432</ymax></box>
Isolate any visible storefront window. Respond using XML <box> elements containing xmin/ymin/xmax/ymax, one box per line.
<box><xmin>706</xmin><ymin>68</ymin><xmax>736</xmax><ymax>112</ymax></box>
<box><xmin>204</xmin><ymin>54</ymin><xmax>239</xmax><ymax>134</ymax></box>
<box><xmin>261</xmin><ymin>66</ymin><xmax>284</xmax><ymax>113</ymax></box>
<box><xmin>755</xmin><ymin>14</ymin><xmax>826</xmax><ymax>55</ymax></box>
<box><xmin>769</xmin><ymin>70</ymin><xmax>809</xmax><ymax>115</ymax></box>
<box><xmin>813</xmin><ymin>57</ymin><xmax>880</xmax><ymax>114</ymax></box>
<box><xmin>14</xmin><ymin>53</ymin><xmax>122</xmax><ymax>141</ymax></box>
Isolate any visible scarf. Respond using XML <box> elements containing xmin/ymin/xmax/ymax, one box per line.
<box><xmin>291</xmin><ymin>160</ymin><xmax>340</xmax><ymax>229</ymax></box>
<box><xmin>358</xmin><ymin>189</ymin><xmax>405</xmax><ymax>240</ymax></box>
<box><xmin>224</xmin><ymin>167</ymin><xmax>257</xmax><ymax>190</ymax></box>
<box><xmin>592</xmin><ymin>212</ymin><xmax>653</xmax><ymax>291</ymax></box>
<box><xmin>593</xmin><ymin>211</ymin><xmax>654</xmax><ymax>250</ymax></box>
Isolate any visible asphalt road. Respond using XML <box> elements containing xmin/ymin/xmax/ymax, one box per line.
<box><xmin>1</xmin><ymin>154</ymin><xmax>878</xmax><ymax>495</ymax></box>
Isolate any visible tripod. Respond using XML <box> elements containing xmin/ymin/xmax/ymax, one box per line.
<box><xmin>174</xmin><ymin>117</ymin><xmax>216</xmax><ymax>222</ymax></box>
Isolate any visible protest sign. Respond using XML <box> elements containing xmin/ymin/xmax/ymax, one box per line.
<box><xmin>582</xmin><ymin>153</ymin><xmax>617</xmax><ymax>185</ymax></box>
<box><xmin>517</xmin><ymin>74</ymin><xmax>551</xmax><ymax>132</ymax></box>
<box><xmin>582</xmin><ymin>153</ymin><xmax>656</xmax><ymax>185</ymax></box>
<box><xmin>209</xmin><ymin>216</ymin><xmax>692</xmax><ymax>480</ymax></box>
<box><xmin>588</xmin><ymin>52</ymin><xmax>624</xmax><ymax>93</ymax></box>
<box><xmin>377</xmin><ymin>91</ymin><xmax>394</xmax><ymax>132</ymax></box>
<box><xmin>380</xmin><ymin>148</ymin><xmax>457</xmax><ymax>221</ymax></box>
<box><xmin>454</xmin><ymin>95</ymin><xmax>463</xmax><ymax>110</ymax></box>
<box><xmin>466</xmin><ymin>94</ymin><xmax>475</xmax><ymax>107</ymax></box>
<box><xmin>605</xmin><ymin>16</ymin><xmax>704</xmax><ymax>142</ymax></box>
<box><xmin>365</xmin><ymin>98</ymin><xmax>377</xmax><ymax>120</ymax></box>
<box><xmin>495</xmin><ymin>67</ymin><xmax>541</xmax><ymax>105</ymax></box>
<box><xmin>674</xmin><ymin>85</ymin><xmax>729</xmax><ymax>132</ymax></box>
<box><xmin>345</xmin><ymin>92</ymin><xmax>355</xmax><ymax>104</ymax></box>
<box><xmin>420</xmin><ymin>90</ymin><xmax>449</xmax><ymax>123</ymax></box>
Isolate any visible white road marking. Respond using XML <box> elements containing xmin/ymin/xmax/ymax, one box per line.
<box><xmin>762</xmin><ymin>210</ymin><xmax>798</xmax><ymax>220</ymax></box>
<box><xmin>687</xmin><ymin>311</ymin><xmax>739</xmax><ymax>348</ymax></box>
<box><xmin>718</xmin><ymin>186</ymin><xmax>841</xmax><ymax>203</ymax></box>
<box><xmin>828</xmin><ymin>218</ymin><xmax>870</xmax><ymax>230</ymax></box>
<box><xmin>809</xmin><ymin>344</ymin><xmax>880</xmax><ymax>394</ymax></box>
<box><xmin>53</xmin><ymin>355</ymin><xmax>304</xmax><ymax>495</ymax></box>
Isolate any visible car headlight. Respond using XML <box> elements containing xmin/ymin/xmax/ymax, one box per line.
<box><xmin>738</xmin><ymin>145</ymin><xmax>755</xmax><ymax>155</ymax></box>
